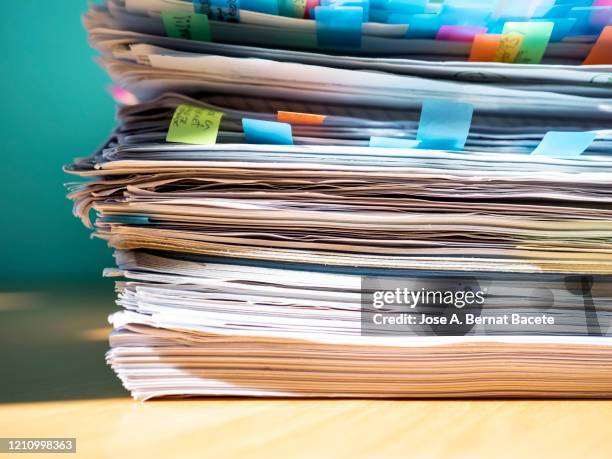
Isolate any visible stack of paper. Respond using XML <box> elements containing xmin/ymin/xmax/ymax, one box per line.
<box><xmin>68</xmin><ymin>0</ymin><xmax>612</xmax><ymax>399</ymax></box>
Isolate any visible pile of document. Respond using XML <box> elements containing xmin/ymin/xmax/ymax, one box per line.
<box><xmin>67</xmin><ymin>0</ymin><xmax>612</xmax><ymax>399</ymax></box>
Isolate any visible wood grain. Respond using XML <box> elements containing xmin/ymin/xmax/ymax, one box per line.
<box><xmin>1</xmin><ymin>398</ymin><xmax>612</xmax><ymax>458</ymax></box>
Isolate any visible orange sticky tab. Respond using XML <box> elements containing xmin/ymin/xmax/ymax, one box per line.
<box><xmin>494</xmin><ymin>32</ymin><xmax>524</xmax><ymax>63</ymax></box>
<box><xmin>584</xmin><ymin>26</ymin><xmax>612</xmax><ymax>65</ymax></box>
<box><xmin>469</xmin><ymin>34</ymin><xmax>502</xmax><ymax>62</ymax></box>
<box><xmin>277</xmin><ymin>111</ymin><xmax>326</xmax><ymax>125</ymax></box>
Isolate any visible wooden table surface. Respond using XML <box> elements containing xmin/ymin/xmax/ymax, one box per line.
<box><xmin>1</xmin><ymin>287</ymin><xmax>612</xmax><ymax>458</ymax></box>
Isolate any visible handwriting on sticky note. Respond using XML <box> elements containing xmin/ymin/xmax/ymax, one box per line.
<box><xmin>501</xmin><ymin>21</ymin><xmax>553</xmax><ymax>64</ymax></box>
<box><xmin>161</xmin><ymin>12</ymin><xmax>211</xmax><ymax>42</ymax></box>
<box><xmin>494</xmin><ymin>32</ymin><xmax>524</xmax><ymax>63</ymax></box>
<box><xmin>166</xmin><ymin>105</ymin><xmax>223</xmax><ymax>144</ymax></box>
<box><xmin>201</xmin><ymin>0</ymin><xmax>240</xmax><ymax>22</ymax></box>
<box><xmin>277</xmin><ymin>111</ymin><xmax>326</xmax><ymax>125</ymax></box>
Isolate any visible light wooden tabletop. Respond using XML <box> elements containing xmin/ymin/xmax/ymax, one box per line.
<box><xmin>1</xmin><ymin>287</ymin><xmax>612</xmax><ymax>458</ymax></box>
<box><xmin>3</xmin><ymin>398</ymin><xmax>612</xmax><ymax>458</ymax></box>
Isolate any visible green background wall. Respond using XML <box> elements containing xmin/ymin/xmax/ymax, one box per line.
<box><xmin>1</xmin><ymin>1</ymin><xmax>116</xmax><ymax>285</ymax></box>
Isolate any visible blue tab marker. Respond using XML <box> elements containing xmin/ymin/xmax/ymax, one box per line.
<box><xmin>531</xmin><ymin>131</ymin><xmax>596</xmax><ymax>158</ymax></box>
<box><xmin>388</xmin><ymin>13</ymin><xmax>440</xmax><ymax>39</ymax></box>
<box><xmin>315</xmin><ymin>6</ymin><xmax>363</xmax><ymax>48</ymax></box>
<box><xmin>569</xmin><ymin>6</ymin><xmax>612</xmax><ymax>35</ymax></box>
<box><xmin>242</xmin><ymin>119</ymin><xmax>293</xmax><ymax>145</ymax></box>
<box><xmin>194</xmin><ymin>0</ymin><xmax>240</xmax><ymax>22</ymax></box>
<box><xmin>387</xmin><ymin>0</ymin><xmax>428</xmax><ymax>15</ymax></box>
<box><xmin>439</xmin><ymin>4</ymin><xmax>492</xmax><ymax>27</ymax></box>
<box><xmin>416</xmin><ymin>99</ymin><xmax>473</xmax><ymax>151</ymax></box>
<box><xmin>369</xmin><ymin>137</ymin><xmax>421</xmax><ymax>148</ymax></box>
<box><xmin>369</xmin><ymin>8</ymin><xmax>388</xmax><ymax>22</ymax></box>
<box><xmin>533</xmin><ymin>17</ymin><xmax>577</xmax><ymax>42</ymax></box>
<box><xmin>320</xmin><ymin>1</ymin><xmax>370</xmax><ymax>21</ymax></box>
<box><xmin>241</xmin><ymin>0</ymin><xmax>278</xmax><ymax>15</ymax></box>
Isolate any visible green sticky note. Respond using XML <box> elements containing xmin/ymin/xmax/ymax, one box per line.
<box><xmin>501</xmin><ymin>21</ymin><xmax>554</xmax><ymax>64</ymax></box>
<box><xmin>161</xmin><ymin>11</ymin><xmax>211</xmax><ymax>42</ymax></box>
<box><xmin>166</xmin><ymin>105</ymin><xmax>223</xmax><ymax>144</ymax></box>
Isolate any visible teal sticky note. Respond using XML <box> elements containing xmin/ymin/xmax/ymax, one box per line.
<box><xmin>416</xmin><ymin>100</ymin><xmax>473</xmax><ymax>151</ymax></box>
<box><xmin>242</xmin><ymin>119</ymin><xmax>293</xmax><ymax>145</ymax></box>
<box><xmin>315</xmin><ymin>6</ymin><xmax>363</xmax><ymax>48</ymax></box>
<box><xmin>369</xmin><ymin>8</ymin><xmax>388</xmax><ymax>22</ymax></box>
<box><xmin>501</xmin><ymin>21</ymin><xmax>554</xmax><ymax>64</ymax></box>
<box><xmin>531</xmin><ymin>131</ymin><xmax>597</xmax><ymax>158</ymax></box>
<box><xmin>439</xmin><ymin>4</ymin><xmax>492</xmax><ymax>27</ymax></box>
<box><xmin>320</xmin><ymin>1</ymin><xmax>370</xmax><ymax>21</ymax></box>
<box><xmin>241</xmin><ymin>0</ymin><xmax>278</xmax><ymax>14</ymax></box>
<box><xmin>388</xmin><ymin>13</ymin><xmax>440</xmax><ymax>39</ymax></box>
<box><xmin>387</xmin><ymin>0</ymin><xmax>427</xmax><ymax>15</ymax></box>
<box><xmin>369</xmin><ymin>137</ymin><xmax>421</xmax><ymax>148</ymax></box>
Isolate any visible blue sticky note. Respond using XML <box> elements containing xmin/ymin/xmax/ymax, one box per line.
<box><xmin>388</xmin><ymin>13</ymin><xmax>440</xmax><ymax>38</ymax></box>
<box><xmin>554</xmin><ymin>0</ymin><xmax>590</xmax><ymax>4</ymax></box>
<box><xmin>532</xmin><ymin>17</ymin><xmax>577</xmax><ymax>42</ymax></box>
<box><xmin>387</xmin><ymin>0</ymin><xmax>427</xmax><ymax>15</ymax></box>
<box><xmin>544</xmin><ymin>4</ymin><xmax>570</xmax><ymax>18</ymax></box>
<box><xmin>315</xmin><ymin>6</ymin><xmax>364</xmax><ymax>48</ymax></box>
<box><xmin>439</xmin><ymin>4</ymin><xmax>492</xmax><ymax>27</ymax></box>
<box><xmin>369</xmin><ymin>137</ymin><xmax>421</xmax><ymax>148</ymax></box>
<box><xmin>369</xmin><ymin>8</ymin><xmax>389</xmax><ymax>22</ymax></box>
<box><xmin>242</xmin><ymin>119</ymin><xmax>293</xmax><ymax>145</ymax></box>
<box><xmin>416</xmin><ymin>100</ymin><xmax>473</xmax><ymax>151</ymax></box>
<box><xmin>569</xmin><ymin>7</ymin><xmax>612</xmax><ymax>35</ymax></box>
<box><xmin>531</xmin><ymin>131</ymin><xmax>596</xmax><ymax>158</ymax></box>
<box><xmin>241</xmin><ymin>0</ymin><xmax>278</xmax><ymax>14</ymax></box>
<box><xmin>194</xmin><ymin>0</ymin><xmax>241</xmax><ymax>22</ymax></box>
<box><xmin>321</xmin><ymin>0</ymin><xmax>370</xmax><ymax>21</ymax></box>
